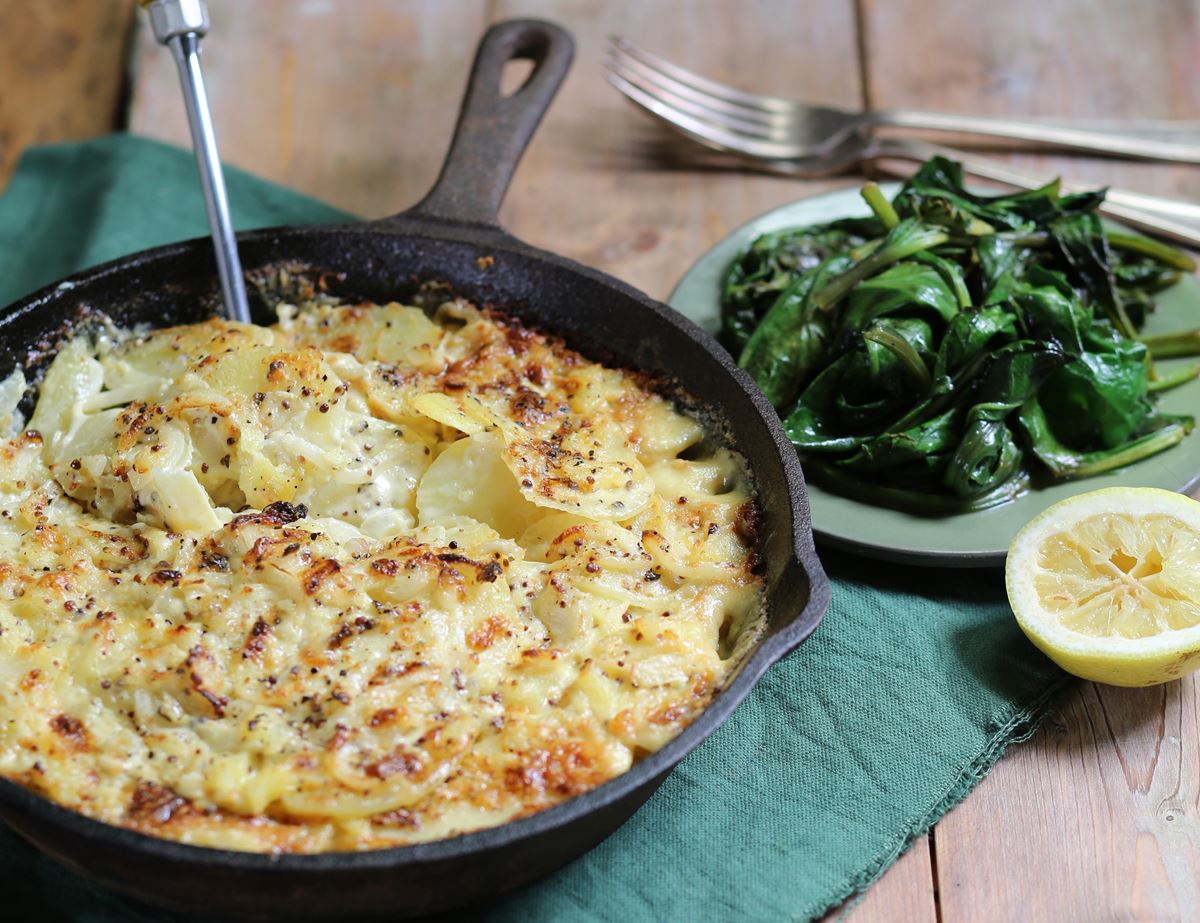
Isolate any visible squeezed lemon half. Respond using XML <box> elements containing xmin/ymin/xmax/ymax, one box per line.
<box><xmin>1005</xmin><ymin>487</ymin><xmax>1200</xmax><ymax>686</ymax></box>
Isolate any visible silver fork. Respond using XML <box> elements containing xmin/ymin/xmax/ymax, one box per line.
<box><xmin>605</xmin><ymin>40</ymin><xmax>1200</xmax><ymax>249</ymax></box>
<box><xmin>606</xmin><ymin>36</ymin><xmax>1200</xmax><ymax>164</ymax></box>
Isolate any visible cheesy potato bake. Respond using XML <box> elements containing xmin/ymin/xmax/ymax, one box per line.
<box><xmin>0</xmin><ymin>293</ymin><xmax>762</xmax><ymax>852</ymax></box>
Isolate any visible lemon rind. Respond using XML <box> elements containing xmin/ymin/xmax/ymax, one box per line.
<box><xmin>1005</xmin><ymin>487</ymin><xmax>1200</xmax><ymax>685</ymax></box>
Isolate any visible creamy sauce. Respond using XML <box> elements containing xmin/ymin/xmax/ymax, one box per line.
<box><xmin>0</xmin><ymin>295</ymin><xmax>762</xmax><ymax>852</ymax></box>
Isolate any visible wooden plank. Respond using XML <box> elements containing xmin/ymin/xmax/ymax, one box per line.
<box><xmin>821</xmin><ymin>836</ymin><xmax>938</xmax><ymax>923</ymax></box>
<box><xmin>129</xmin><ymin>0</ymin><xmax>864</xmax><ymax>298</ymax></box>
<box><xmin>935</xmin><ymin>680</ymin><xmax>1200</xmax><ymax>922</ymax></box>
<box><xmin>0</xmin><ymin>0</ymin><xmax>135</xmax><ymax>189</ymax></box>
<box><xmin>489</xmin><ymin>0</ymin><xmax>866</xmax><ymax>297</ymax></box>
<box><xmin>860</xmin><ymin>2</ymin><xmax>1200</xmax><ymax>919</ymax></box>
<box><xmin>128</xmin><ymin>0</ymin><xmax>491</xmax><ymax>217</ymax></box>
<box><xmin>858</xmin><ymin>0</ymin><xmax>1200</xmax><ymax>197</ymax></box>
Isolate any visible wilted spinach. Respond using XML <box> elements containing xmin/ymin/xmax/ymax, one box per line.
<box><xmin>723</xmin><ymin>156</ymin><xmax>1199</xmax><ymax>513</ymax></box>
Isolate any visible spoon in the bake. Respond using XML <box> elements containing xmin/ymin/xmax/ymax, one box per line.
<box><xmin>141</xmin><ymin>0</ymin><xmax>251</xmax><ymax>324</ymax></box>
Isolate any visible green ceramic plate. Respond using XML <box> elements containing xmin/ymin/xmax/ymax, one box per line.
<box><xmin>668</xmin><ymin>183</ymin><xmax>1200</xmax><ymax>567</ymax></box>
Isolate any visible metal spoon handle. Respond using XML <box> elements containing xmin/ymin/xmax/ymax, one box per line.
<box><xmin>145</xmin><ymin>0</ymin><xmax>250</xmax><ymax>324</ymax></box>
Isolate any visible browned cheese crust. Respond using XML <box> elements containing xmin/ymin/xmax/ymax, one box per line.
<box><xmin>0</xmin><ymin>296</ymin><xmax>762</xmax><ymax>852</ymax></box>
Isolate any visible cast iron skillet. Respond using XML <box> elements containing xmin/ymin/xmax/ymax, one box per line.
<box><xmin>0</xmin><ymin>19</ymin><xmax>830</xmax><ymax>921</ymax></box>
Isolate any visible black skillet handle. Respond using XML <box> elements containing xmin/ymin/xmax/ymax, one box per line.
<box><xmin>393</xmin><ymin>20</ymin><xmax>574</xmax><ymax>229</ymax></box>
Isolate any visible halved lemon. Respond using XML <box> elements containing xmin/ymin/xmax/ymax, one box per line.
<box><xmin>1005</xmin><ymin>487</ymin><xmax>1200</xmax><ymax>687</ymax></box>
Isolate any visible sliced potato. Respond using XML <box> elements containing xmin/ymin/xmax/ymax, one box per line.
<box><xmin>500</xmin><ymin>424</ymin><xmax>654</xmax><ymax>521</ymax></box>
<box><xmin>415</xmin><ymin>431</ymin><xmax>541</xmax><ymax>539</ymax></box>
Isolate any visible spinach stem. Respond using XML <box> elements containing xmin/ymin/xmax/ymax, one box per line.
<box><xmin>849</xmin><ymin>239</ymin><xmax>882</xmax><ymax>260</ymax></box>
<box><xmin>1107</xmin><ymin>232</ymin><xmax>1197</xmax><ymax>273</ymax></box>
<box><xmin>1141</xmin><ymin>328</ymin><xmax>1200</xmax><ymax>358</ymax></box>
<box><xmin>1105</xmin><ymin>292</ymin><xmax>1139</xmax><ymax>342</ymax></box>
<box><xmin>1021</xmin><ymin>400</ymin><xmax>1192</xmax><ymax>479</ymax></box>
<box><xmin>964</xmin><ymin>216</ymin><xmax>996</xmax><ymax>236</ymax></box>
<box><xmin>997</xmin><ymin>231</ymin><xmax>1050</xmax><ymax>247</ymax></box>
<box><xmin>1148</xmin><ymin>363</ymin><xmax>1200</xmax><ymax>392</ymax></box>
<box><xmin>864</xmin><ymin>325</ymin><xmax>932</xmax><ymax>393</ymax></box>
<box><xmin>861</xmin><ymin>182</ymin><xmax>900</xmax><ymax>230</ymax></box>
<box><xmin>813</xmin><ymin>224</ymin><xmax>949</xmax><ymax>313</ymax></box>
<box><xmin>1061</xmin><ymin>424</ymin><xmax>1189</xmax><ymax>478</ymax></box>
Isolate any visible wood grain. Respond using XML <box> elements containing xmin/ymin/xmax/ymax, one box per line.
<box><xmin>0</xmin><ymin>0</ymin><xmax>135</xmax><ymax>188</ymax></box>
<box><xmin>935</xmin><ymin>681</ymin><xmax>1200</xmax><ymax>922</ymax></box>
<box><xmin>128</xmin><ymin>0</ymin><xmax>864</xmax><ymax>298</ymax></box>
<box><xmin>861</xmin><ymin>2</ymin><xmax>1200</xmax><ymax>919</ymax></box>
<box><xmin>128</xmin><ymin>0</ymin><xmax>491</xmax><ymax>218</ymax></box>
<box><xmin>487</xmin><ymin>0</ymin><xmax>864</xmax><ymax>298</ymax></box>
<box><xmin>822</xmin><ymin>836</ymin><xmax>938</xmax><ymax>923</ymax></box>
<box><xmin>859</xmin><ymin>0</ymin><xmax>1200</xmax><ymax>198</ymax></box>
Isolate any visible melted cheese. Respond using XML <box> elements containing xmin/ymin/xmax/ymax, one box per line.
<box><xmin>0</xmin><ymin>297</ymin><xmax>762</xmax><ymax>852</ymax></box>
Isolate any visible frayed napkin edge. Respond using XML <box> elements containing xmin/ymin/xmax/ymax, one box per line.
<box><xmin>799</xmin><ymin>674</ymin><xmax>1073</xmax><ymax>923</ymax></box>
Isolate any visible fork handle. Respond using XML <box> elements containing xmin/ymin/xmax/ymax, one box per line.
<box><xmin>869</xmin><ymin>109</ymin><xmax>1200</xmax><ymax>164</ymax></box>
<box><xmin>872</xmin><ymin>140</ymin><xmax>1200</xmax><ymax>250</ymax></box>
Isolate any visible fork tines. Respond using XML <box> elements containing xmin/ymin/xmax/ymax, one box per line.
<box><xmin>604</xmin><ymin>35</ymin><xmax>803</xmax><ymax>159</ymax></box>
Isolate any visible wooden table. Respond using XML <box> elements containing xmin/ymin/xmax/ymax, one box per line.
<box><xmin>4</xmin><ymin>2</ymin><xmax>1199</xmax><ymax>920</ymax></box>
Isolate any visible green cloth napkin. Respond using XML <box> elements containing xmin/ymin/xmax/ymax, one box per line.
<box><xmin>0</xmin><ymin>134</ymin><xmax>1067</xmax><ymax>922</ymax></box>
